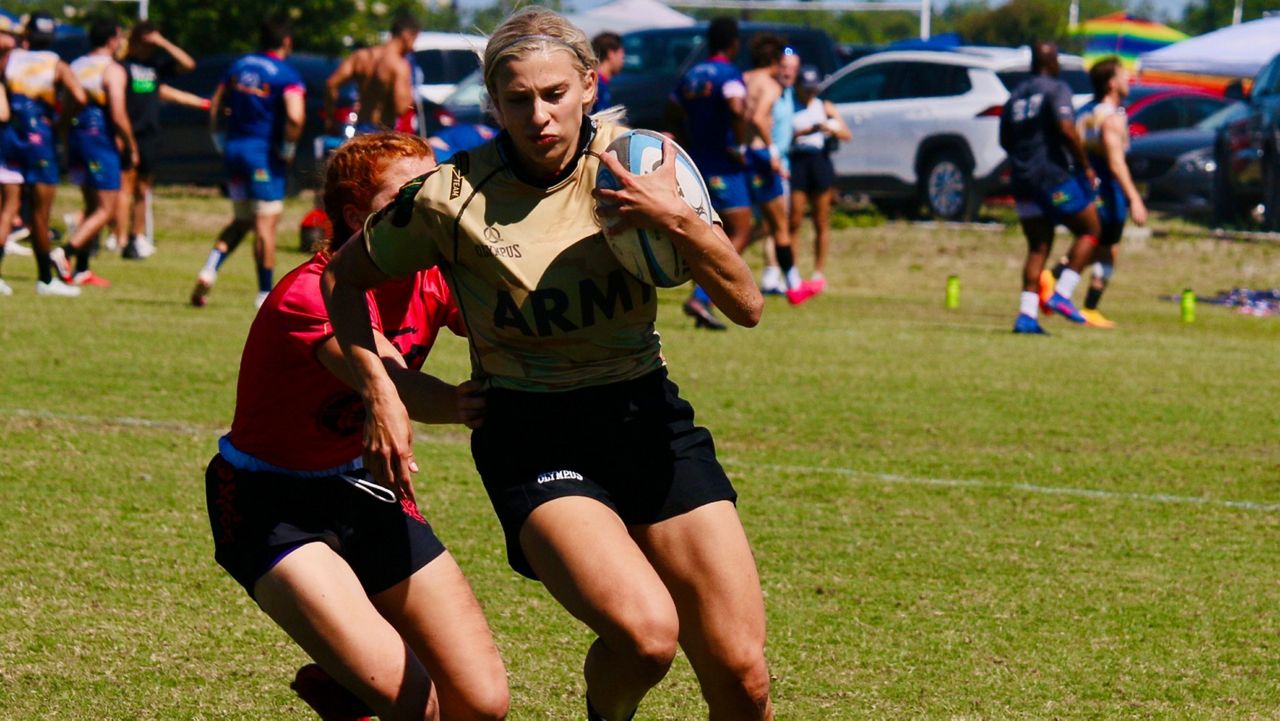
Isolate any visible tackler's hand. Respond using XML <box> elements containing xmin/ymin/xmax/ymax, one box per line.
<box><xmin>362</xmin><ymin>389</ymin><xmax>419</xmax><ymax>502</ymax></box>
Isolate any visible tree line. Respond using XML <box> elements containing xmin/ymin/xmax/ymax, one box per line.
<box><xmin>5</xmin><ymin>0</ymin><xmax>1269</xmax><ymax>58</ymax></box>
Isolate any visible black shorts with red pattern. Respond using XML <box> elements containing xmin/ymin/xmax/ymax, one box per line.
<box><xmin>205</xmin><ymin>454</ymin><xmax>446</xmax><ymax>598</ymax></box>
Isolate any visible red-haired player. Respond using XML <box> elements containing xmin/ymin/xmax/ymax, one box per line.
<box><xmin>204</xmin><ymin>132</ymin><xmax>508</xmax><ymax>721</ymax></box>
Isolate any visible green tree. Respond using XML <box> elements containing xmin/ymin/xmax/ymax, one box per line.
<box><xmin>1180</xmin><ymin>0</ymin><xmax>1266</xmax><ymax>35</ymax></box>
<box><xmin>11</xmin><ymin>0</ymin><xmax>465</xmax><ymax>58</ymax></box>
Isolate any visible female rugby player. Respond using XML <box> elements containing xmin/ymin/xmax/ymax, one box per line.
<box><xmin>322</xmin><ymin>9</ymin><xmax>771</xmax><ymax>721</ymax></box>
<box><xmin>205</xmin><ymin>132</ymin><xmax>508</xmax><ymax>721</ymax></box>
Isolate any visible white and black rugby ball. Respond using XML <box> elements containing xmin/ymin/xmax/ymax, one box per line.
<box><xmin>596</xmin><ymin>129</ymin><xmax>713</xmax><ymax>288</ymax></box>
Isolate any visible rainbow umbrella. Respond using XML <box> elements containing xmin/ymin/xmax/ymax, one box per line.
<box><xmin>1075</xmin><ymin>12</ymin><xmax>1187</xmax><ymax>70</ymax></box>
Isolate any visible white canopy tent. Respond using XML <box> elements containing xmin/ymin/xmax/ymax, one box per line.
<box><xmin>1139</xmin><ymin>16</ymin><xmax>1280</xmax><ymax>79</ymax></box>
<box><xmin>565</xmin><ymin>0</ymin><xmax>696</xmax><ymax>37</ymax></box>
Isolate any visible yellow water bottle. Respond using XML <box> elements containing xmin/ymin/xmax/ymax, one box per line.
<box><xmin>945</xmin><ymin>275</ymin><xmax>960</xmax><ymax>310</ymax></box>
<box><xmin>1181</xmin><ymin>288</ymin><xmax>1196</xmax><ymax>323</ymax></box>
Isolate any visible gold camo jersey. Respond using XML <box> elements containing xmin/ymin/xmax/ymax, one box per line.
<box><xmin>364</xmin><ymin>121</ymin><xmax>666</xmax><ymax>392</ymax></box>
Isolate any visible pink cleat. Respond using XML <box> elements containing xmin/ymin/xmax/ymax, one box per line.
<box><xmin>786</xmin><ymin>280</ymin><xmax>821</xmax><ymax>306</ymax></box>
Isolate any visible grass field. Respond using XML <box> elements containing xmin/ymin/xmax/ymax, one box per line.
<box><xmin>1</xmin><ymin>187</ymin><xmax>1278</xmax><ymax>719</ymax></box>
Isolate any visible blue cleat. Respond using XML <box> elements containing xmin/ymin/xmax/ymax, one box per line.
<box><xmin>1046</xmin><ymin>293</ymin><xmax>1086</xmax><ymax>323</ymax></box>
<box><xmin>1013</xmin><ymin>314</ymin><xmax>1049</xmax><ymax>334</ymax></box>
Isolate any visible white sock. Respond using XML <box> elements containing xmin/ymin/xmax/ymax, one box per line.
<box><xmin>761</xmin><ymin>265</ymin><xmax>781</xmax><ymax>287</ymax></box>
<box><xmin>1020</xmin><ymin>291</ymin><xmax>1039</xmax><ymax>318</ymax></box>
<box><xmin>812</xmin><ymin>271</ymin><xmax>825</xmax><ymax>281</ymax></box>
<box><xmin>200</xmin><ymin>249</ymin><xmax>223</xmax><ymax>277</ymax></box>
<box><xmin>1055</xmin><ymin>269</ymin><xmax>1081</xmax><ymax>299</ymax></box>
<box><xmin>786</xmin><ymin>266</ymin><xmax>802</xmax><ymax>290</ymax></box>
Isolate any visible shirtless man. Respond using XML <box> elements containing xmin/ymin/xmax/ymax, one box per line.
<box><xmin>743</xmin><ymin>33</ymin><xmax>812</xmax><ymax>304</ymax></box>
<box><xmin>325</xmin><ymin>14</ymin><xmax>420</xmax><ymax>134</ymax></box>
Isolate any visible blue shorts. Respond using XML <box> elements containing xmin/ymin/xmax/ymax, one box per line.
<box><xmin>1094</xmin><ymin>180</ymin><xmax>1128</xmax><ymax>226</ymax></box>
<box><xmin>69</xmin><ymin>133</ymin><xmax>121</xmax><ymax>191</ymax></box>
<box><xmin>705</xmin><ymin>169</ymin><xmax>751</xmax><ymax>212</ymax></box>
<box><xmin>16</xmin><ymin>120</ymin><xmax>58</xmax><ymax>185</ymax></box>
<box><xmin>746</xmin><ymin>148</ymin><xmax>785</xmax><ymax>205</ymax></box>
<box><xmin>0</xmin><ymin>126</ymin><xmax>23</xmax><ymax>184</ymax></box>
<box><xmin>1015</xmin><ymin>175</ymin><xmax>1095</xmax><ymax>222</ymax></box>
<box><xmin>225</xmin><ymin>138</ymin><xmax>287</xmax><ymax>202</ymax></box>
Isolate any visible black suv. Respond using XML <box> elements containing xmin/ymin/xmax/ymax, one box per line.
<box><xmin>1215</xmin><ymin>52</ymin><xmax>1280</xmax><ymax>228</ymax></box>
<box><xmin>612</xmin><ymin>22</ymin><xmax>841</xmax><ymax>132</ymax></box>
<box><xmin>156</xmin><ymin>53</ymin><xmax>351</xmax><ymax>191</ymax></box>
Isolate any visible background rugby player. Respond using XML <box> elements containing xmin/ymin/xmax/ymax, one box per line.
<box><xmin>191</xmin><ymin>16</ymin><xmax>304</xmax><ymax>309</ymax></box>
<box><xmin>52</xmin><ymin>18</ymin><xmax>138</xmax><ymax>289</ymax></box>
<box><xmin>999</xmin><ymin>42</ymin><xmax>1100</xmax><ymax>335</ymax></box>
<box><xmin>7</xmin><ymin>11</ymin><xmax>87</xmax><ymax>296</ymax></box>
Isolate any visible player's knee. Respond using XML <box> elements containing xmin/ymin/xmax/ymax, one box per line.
<box><xmin>451</xmin><ymin>686</ymin><xmax>510</xmax><ymax>721</ymax></box>
<box><xmin>716</xmin><ymin>642</ymin><xmax>771</xmax><ymax>708</ymax></box>
<box><xmin>619</xmin><ymin>610</ymin><xmax>679</xmax><ymax>681</ymax></box>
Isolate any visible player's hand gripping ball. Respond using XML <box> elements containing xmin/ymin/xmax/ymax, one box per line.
<box><xmin>595</xmin><ymin>130</ymin><xmax>713</xmax><ymax>287</ymax></box>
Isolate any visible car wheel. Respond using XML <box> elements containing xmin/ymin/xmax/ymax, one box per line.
<box><xmin>921</xmin><ymin>151</ymin><xmax>977</xmax><ymax>221</ymax></box>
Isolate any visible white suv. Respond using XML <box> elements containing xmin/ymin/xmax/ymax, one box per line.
<box><xmin>412</xmin><ymin>32</ymin><xmax>486</xmax><ymax>104</ymax></box>
<box><xmin>820</xmin><ymin>47</ymin><xmax>1090</xmax><ymax>220</ymax></box>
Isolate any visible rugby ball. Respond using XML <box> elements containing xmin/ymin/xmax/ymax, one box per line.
<box><xmin>596</xmin><ymin>129</ymin><xmax>712</xmax><ymax>288</ymax></box>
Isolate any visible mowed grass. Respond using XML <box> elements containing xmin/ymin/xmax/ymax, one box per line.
<box><xmin>1</xmin><ymin>187</ymin><xmax>1278</xmax><ymax>719</ymax></box>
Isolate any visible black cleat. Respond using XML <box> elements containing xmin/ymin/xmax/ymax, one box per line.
<box><xmin>682</xmin><ymin>299</ymin><xmax>727</xmax><ymax>331</ymax></box>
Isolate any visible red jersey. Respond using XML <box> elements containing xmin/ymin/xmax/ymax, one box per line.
<box><xmin>225</xmin><ymin>253</ymin><xmax>462</xmax><ymax>473</ymax></box>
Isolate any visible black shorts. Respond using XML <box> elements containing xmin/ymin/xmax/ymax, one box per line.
<box><xmin>471</xmin><ymin>368</ymin><xmax>737</xmax><ymax>579</ymax></box>
<box><xmin>1099</xmin><ymin>221</ymin><xmax>1125</xmax><ymax>246</ymax></box>
<box><xmin>121</xmin><ymin>131</ymin><xmax>160</xmax><ymax>176</ymax></box>
<box><xmin>205</xmin><ymin>454</ymin><xmax>446</xmax><ymax>598</ymax></box>
<box><xmin>789</xmin><ymin>151</ymin><xmax>835</xmax><ymax>195</ymax></box>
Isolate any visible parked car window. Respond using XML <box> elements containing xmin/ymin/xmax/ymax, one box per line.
<box><xmin>1265</xmin><ymin>58</ymin><xmax>1280</xmax><ymax>95</ymax></box>
<box><xmin>997</xmin><ymin>69</ymin><xmax>1090</xmax><ymax>95</ymax></box>
<box><xmin>622</xmin><ymin>30</ymin><xmax>700</xmax><ymax>75</ymax></box>
<box><xmin>1250</xmin><ymin>59</ymin><xmax>1278</xmax><ymax>97</ymax></box>
<box><xmin>1195</xmin><ymin>101</ymin><xmax>1246</xmax><ymax>130</ymax></box>
<box><xmin>1186</xmin><ymin>97</ymin><xmax>1227</xmax><ymax>126</ymax></box>
<box><xmin>1133</xmin><ymin>98</ymin><xmax>1182</xmax><ymax>132</ymax></box>
<box><xmin>444</xmin><ymin>69</ymin><xmax>486</xmax><ymax>107</ymax></box>
<box><xmin>413</xmin><ymin>49</ymin><xmax>480</xmax><ymax>86</ymax></box>
<box><xmin>893</xmin><ymin>62</ymin><xmax>971</xmax><ymax>98</ymax></box>
<box><xmin>823</xmin><ymin>64</ymin><xmax>892</xmax><ymax>103</ymax></box>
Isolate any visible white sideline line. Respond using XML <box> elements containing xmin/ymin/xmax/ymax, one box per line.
<box><xmin>3</xmin><ymin>408</ymin><xmax>219</xmax><ymax>434</ymax></box>
<box><xmin>729</xmin><ymin>461</ymin><xmax>1280</xmax><ymax>514</ymax></box>
<box><xmin>6</xmin><ymin>408</ymin><xmax>1277</xmax><ymax>514</ymax></box>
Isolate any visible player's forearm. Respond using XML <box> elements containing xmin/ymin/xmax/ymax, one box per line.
<box><xmin>1103</xmin><ymin>131</ymin><xmax>1143</xmax><ymax>204</ymax></box>
<box><xmin>1107</xmin><ymin>151</ymin><xmax>1141</xmax><ymax>204</ymax></box>
<box><xmin>155</xmin><ymin>37</ymin><xmax>196</xmax><ymax>72</ymax></box>
<box><xmin>322</xmin><ymin>270</ymin><xmax>397</xmax><ymax>406</ymax></box>
<box><xmin>114</xmin><ymin>120</ymin><xmax>137</xmax><ymax>155</ymax></box>
<box><xmin>158</xmin><ymin>84</ymin><xmax>209</xmax><ymax>110</ymax></box>
<box><xmin>670</xmin><ymin>213</ymin><xmax>762</xmax><ymax>327</ymax></box>
<box><xmin>389</xmin><ymin>370</ymin><xmax>462</xmax><ymax>425</ymax></box>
